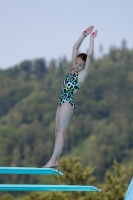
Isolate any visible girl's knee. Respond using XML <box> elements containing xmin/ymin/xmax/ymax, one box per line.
<box><xmin>56</xmin><ymin>125</ymin><xmax>64</xmax><ymax>135</ymax></box>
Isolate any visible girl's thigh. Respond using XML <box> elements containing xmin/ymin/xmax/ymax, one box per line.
<box><xmin>58</xmin><ymin>102</ymin><xmax>73</xmax><ymax>132</ymax></box>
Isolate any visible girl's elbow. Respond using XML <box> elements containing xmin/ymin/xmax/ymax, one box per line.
<box><xmin>84</xmin><ymin>70</ymin><xmax>89</xmax><ymax>79</ymax></box>
<box><xmin>87</xmin><ymin>54</ymin><xmax>93</xmax><ymax>58</ymax></box>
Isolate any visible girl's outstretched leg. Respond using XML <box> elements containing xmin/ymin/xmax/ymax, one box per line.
<box><xmin>43</xmin><ymin>102</ymin><xmax>73</xmax><ymax>168</ymax></box>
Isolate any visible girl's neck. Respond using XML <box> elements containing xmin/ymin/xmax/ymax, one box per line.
<box><xmin>71</xmin><ymin>68</ymin><xmax>76</xmax><ymax>74</ymax></box>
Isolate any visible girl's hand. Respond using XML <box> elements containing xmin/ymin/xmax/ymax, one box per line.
<box><xmin>83</xmin><ymin>26</ymin><xmax>94</xmax><ymax>36</ymax></box>
<box><xmin>90</xmin><ymin>30</ymin><xmax>98</xmax><ymax>39</ymax></box>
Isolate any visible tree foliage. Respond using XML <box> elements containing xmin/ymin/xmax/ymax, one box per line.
<box><xmin>0</xmin><ymin>157</ymin><xmax>132</xmax><ymax>200</ymax></box>
<box><xmin>0</xmin><ymin>48</ymin><xmax>133</xmax><ymax>198</ymax></box>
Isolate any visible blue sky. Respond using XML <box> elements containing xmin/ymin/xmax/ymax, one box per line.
<box><xmin>0</xmin><ymin>0</ymin><xmax>133</xmax><ymax>69</ymax></box>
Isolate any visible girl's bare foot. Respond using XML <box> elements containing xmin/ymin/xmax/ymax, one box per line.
<box><xmin>43</xmin><ymin>160</ymin><xmax>59</xmax><ymax>168</ymax></box>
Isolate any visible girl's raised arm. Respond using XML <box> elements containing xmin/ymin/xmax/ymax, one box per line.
<box><xmin>85</xmin><ymin>30</ymin><xmax>98</xmax><ymax>75</ymax></box>
<box><xmin>72</xmin><ymin>26</ymin><xmax>94</xmax><ymax>64</ymax></box>
<box><xmin>78</xmin><ymin>30</ymin><xmax>98</xmax><ymax>84</ymax></box>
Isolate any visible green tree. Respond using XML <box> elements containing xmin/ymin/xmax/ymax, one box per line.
<box><xmin>85</xmin><ymin>160</ymin><xmax>133</xmax><ymax>200</ymax></box>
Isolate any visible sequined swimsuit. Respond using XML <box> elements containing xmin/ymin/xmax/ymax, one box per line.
<box><xmin>58</xmin><ymin>69</ymin><xmax>80</xmax><ymax>112</ymax></box>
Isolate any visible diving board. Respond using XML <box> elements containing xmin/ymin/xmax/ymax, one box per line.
<box><xmin>0</xmin><ymin>184</ymin><xmax>101</xmax><ymax>192</ymax></box>
<box><xmin>124</xmin><ymin>178</ymin><xmax>133</xmax><ymax>200</ymax></box>
<box><xmin>0</xmin><ymin>167</ymin><xmax>63</xmax><ymax>175</ymax></box>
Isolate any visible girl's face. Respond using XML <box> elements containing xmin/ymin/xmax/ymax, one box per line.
<box><xmin>74</xmin><ymin>57</ymin><xmax>85</xmax><ymax>72</ymax></box>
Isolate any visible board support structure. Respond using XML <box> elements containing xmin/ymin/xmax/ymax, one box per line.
<box><xmin>124</xmin><ymin>178</ymin><xmax>133</xmax><ymax>200</ymax></box>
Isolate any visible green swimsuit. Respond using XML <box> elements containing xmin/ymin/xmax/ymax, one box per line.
<box><xmin>58</xmin><ymin>69</ymin><xmax>80</xmax><ymax>112</ymax></box>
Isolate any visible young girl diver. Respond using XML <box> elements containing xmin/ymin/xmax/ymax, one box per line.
<box><xmin>44</xmin><ymin>26</ymin><xmax>98</xmax><ymax>168</ymax></box>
